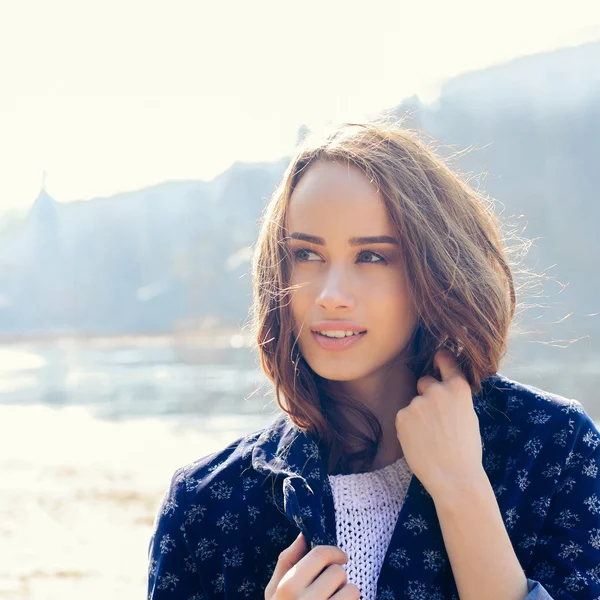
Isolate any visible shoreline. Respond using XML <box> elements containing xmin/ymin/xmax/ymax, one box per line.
<box><xmin>0</xmin><ymin>329</ymin><xmax>256</xmax><ymax>349</ymax></box>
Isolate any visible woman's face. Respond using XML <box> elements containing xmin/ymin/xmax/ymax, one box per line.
<box><xmin>286</xmin><ymin>160</ymin><xmax>419</xmax><ymax>383</ymax></box>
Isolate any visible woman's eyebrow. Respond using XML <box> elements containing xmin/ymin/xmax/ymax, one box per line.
<box><xmin>288</xmin><ymin>232</ymin><xmax>399</xmax><ymax>246</ymax></box>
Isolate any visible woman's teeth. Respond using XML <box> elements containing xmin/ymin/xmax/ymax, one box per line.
<box><xmin>317</xmin><ymin>330</ymin><xmax>364</xmax><ymax>338</ymax></box>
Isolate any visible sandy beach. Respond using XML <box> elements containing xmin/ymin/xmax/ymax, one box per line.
<box><xmin>0</xmin><ymin>403</ymin><xmax>276</xmax><ymax>599</ymax></box>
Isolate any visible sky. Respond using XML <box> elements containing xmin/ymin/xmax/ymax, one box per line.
<box><xmin>0</xmin><ymin>0</ymin><xmax>599</xmax><ymax>216</ymax></box>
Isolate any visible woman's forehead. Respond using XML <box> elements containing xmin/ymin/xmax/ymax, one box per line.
<box><xmin>287</xmin><ymin>162</ymin><xmax>392</xmax><ymax>235</ymax></box>
<box><xmin>291</xmin><ymin>160</ymin><xmax>377</xmax><ymax>200</ymax></box>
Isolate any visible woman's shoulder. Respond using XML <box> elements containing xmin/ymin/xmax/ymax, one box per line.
<box><xmin>479</xmin><ymin>372</ymin><xmax>599</xmax><ymax>458</ymax></box>
<box><xmin>178</xmin><ymin>425</ymin><xmax>269</xmax><ymax>492</ymax></box>
<box><xmin>481</xmin><ymin>372</ymin><xmax>592</xmax><ymax>422</ymax></box>
<box><xmin>162</xmin><ymin>414</ymin><xmax>290</xmax><ymax>511</ymax></box>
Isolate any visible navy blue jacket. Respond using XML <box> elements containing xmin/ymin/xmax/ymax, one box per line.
<box><xmin>148</xmin><ymin>373</ymin><xmax>600</xmax><ymax>599</ymax></box>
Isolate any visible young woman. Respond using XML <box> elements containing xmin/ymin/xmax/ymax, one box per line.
<box><xmin>148</xmin><ymin>119</ymin><xmax>600</xmax><ymax>599</ymax></box>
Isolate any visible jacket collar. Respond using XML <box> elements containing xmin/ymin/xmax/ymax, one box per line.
<box><xmin>251</xmin><ymin>409</ymin><xmax>339</xmax><ymax>547</ymax></box>
<box><xmin>251</xmin><ymin>374</ymin><xmax>505</xmax><ymax>597</ymax></box>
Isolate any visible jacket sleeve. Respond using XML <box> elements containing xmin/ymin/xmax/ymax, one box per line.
<box><xmin>523</xmin><ymin>414</ymin><xmax>600</xmax><ymax>599</ymax></box>
<box><xmin>148</xmin><ymin>466</ymin><xmax>207</xmax><ymax>599</ymax></box>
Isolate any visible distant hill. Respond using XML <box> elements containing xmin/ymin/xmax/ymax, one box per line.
<box><xmin>0</xmin><ymin>41</ymin><xmax>598</xmax><ymax>346</ymax></box>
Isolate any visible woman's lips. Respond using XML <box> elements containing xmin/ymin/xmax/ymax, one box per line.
<box><xmin>311</xmin><ymin>331</ymin><xmax>367</xmax><ymax>351</ymax></box>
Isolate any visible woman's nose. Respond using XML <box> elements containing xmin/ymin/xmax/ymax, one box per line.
<box><xmin>315</xmin><ymin>268</ymin><xmax>356</xmax><ymax>310</ymax></box>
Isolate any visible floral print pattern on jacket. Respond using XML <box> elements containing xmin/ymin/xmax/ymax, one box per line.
<box><xmin>148</xmin><ymin>373</ymin><xmax>600</xmax><ymax>599</ymax></box>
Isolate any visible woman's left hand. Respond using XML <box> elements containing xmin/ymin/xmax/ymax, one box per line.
<box><xmin>395</xmin><ymin>347</ymin><xmax>485</xmax><ymax>499</ymax></box>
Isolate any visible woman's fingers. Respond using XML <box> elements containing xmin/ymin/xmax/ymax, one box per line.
<box><xmin>265</xmin><ymin>532</ymin><xmax>308</xmax><ymax>596</ymax></box>
<box><xmin>304</xmin><ymin>563</ymin><xmax>357</xmax><ymax>598</ymax></box>
<box><xmin>265</xmin><ymin>532</ymin><xmax>356</xmax><ymax>599</ymax></box>
<box><xmin>283</xmin><ymin>544</ymin><xmax>348</xmax><ymax>595</ymax></box>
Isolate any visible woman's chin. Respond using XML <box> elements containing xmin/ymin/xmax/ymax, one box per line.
<box><xmin>308</xmin><ymin>362</ymin><xmax>367</xmax><ymax>383</ymax></box>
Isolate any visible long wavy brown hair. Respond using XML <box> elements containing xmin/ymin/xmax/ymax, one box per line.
<box><xmin>250</xmin><ymin>116</ymin><xmax>525</xmax><ymax>475</ymax></box>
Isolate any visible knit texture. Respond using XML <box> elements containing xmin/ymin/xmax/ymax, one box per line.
<box><xmin>327</xmin><ymin>456</ymin><xmax>413</xmax><ymax>600</ymax></box>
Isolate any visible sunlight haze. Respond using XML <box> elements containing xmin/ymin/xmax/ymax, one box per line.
<box><xmin>0</xmin><ymin>0</ymin><xmax>599</xmax><ymax>215</ymax></box>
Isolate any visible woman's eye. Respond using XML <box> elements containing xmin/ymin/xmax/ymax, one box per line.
<box><xmin>292</xmin><ymin>248</ymin><xmax>387</xmax><ymax>264</ymax></box>
<box><xmin>293</xmin><ymin>248</ymin><xmax>320</xmax><ymax>261</ymax></box>
<box><xmin>359</xmin><ymin>250</ymin><xmax>385</xmax><ymax>263</ymax></box>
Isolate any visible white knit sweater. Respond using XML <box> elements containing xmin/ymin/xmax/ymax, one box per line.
<box><xmin>327</xmin><ymin>456</ymin><xmax>413</xmax><ymax>600</ymax></box>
